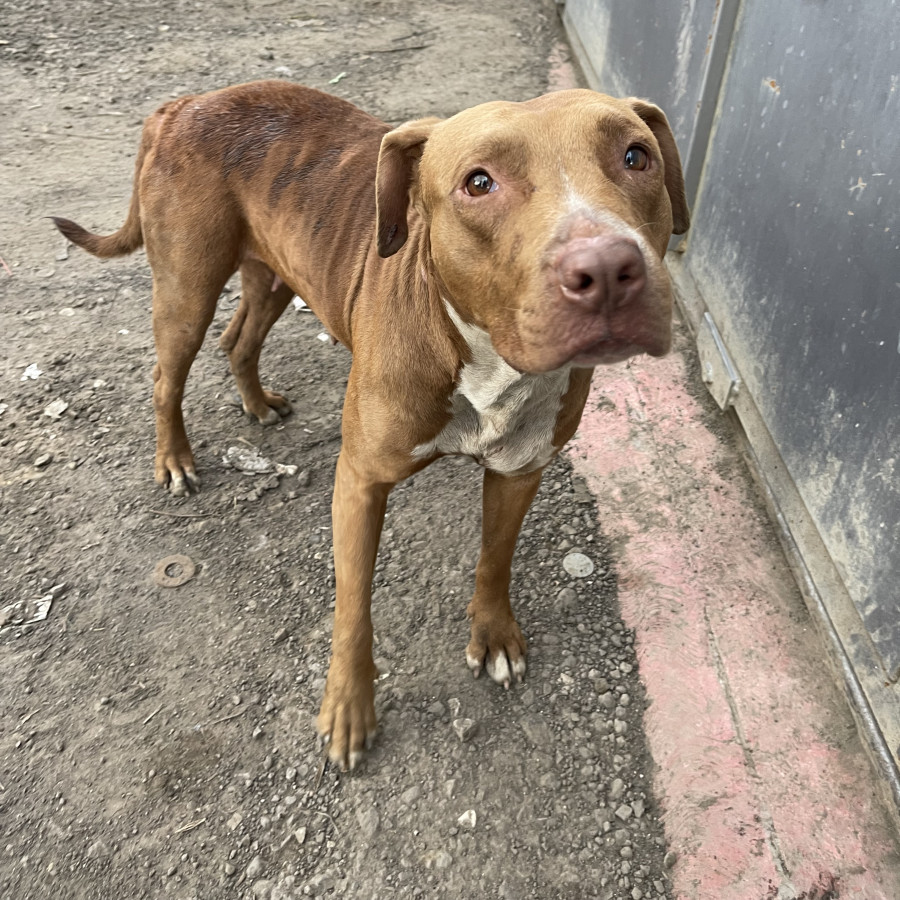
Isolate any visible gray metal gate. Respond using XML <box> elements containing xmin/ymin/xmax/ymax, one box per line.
<box><xmin>563</xmin><ymin>0</ymin><xmax>900</xmax><ymax>807</ymax></box>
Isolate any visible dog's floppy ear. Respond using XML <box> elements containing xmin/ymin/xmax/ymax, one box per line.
<box><xmin>627</xmin><ymin>99</ymin><xmax>690</xmax><ymax>235</ymax></box>
<box><xmin>375</xmin><ymin>117</ymin><xmax>441</xmax><ymax>258</ymax></box>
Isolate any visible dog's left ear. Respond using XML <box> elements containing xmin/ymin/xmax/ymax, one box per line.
<box><xmin>376</xmin><ymin>117</ymin><xmax>441</xmax><ymax>258</ymax></box>
<box><xmin>627</xmin><ymin>99</ymin><xmax>690</xmax><ymax>235</ymax></box>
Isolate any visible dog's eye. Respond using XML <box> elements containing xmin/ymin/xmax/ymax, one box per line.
<box><xmin>465</xmin><ymin>170</ymin><xmax>495</xmax><ymax>196</ymax></box>
<box><xmin>624</xmin><ymin>146</ymin><xmax>650</xmax><ymax>171</ymax></box>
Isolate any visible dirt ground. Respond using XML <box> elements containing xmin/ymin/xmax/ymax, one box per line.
<box><xmin>1</xmin><ymin>2</ymin><xmax>675</xmax><ymax>898</ymax></box>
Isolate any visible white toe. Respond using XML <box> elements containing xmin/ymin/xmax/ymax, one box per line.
<box><xmin>511</xmin><ymin>655</ymin><xmax>526</xmax><ymax>682</ymax></box>
<box><xmin>486</xmin><ymin>651</ymin><xmax>512</xmax><ymax>687</ymax></box>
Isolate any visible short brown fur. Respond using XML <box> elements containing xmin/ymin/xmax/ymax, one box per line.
<box><xmin>54</xmin><ymin>81</ymin><xmax>687</xmax><ymax>769</ymax></box>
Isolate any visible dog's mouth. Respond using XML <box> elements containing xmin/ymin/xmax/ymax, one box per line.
<box><xmin>500</xmin><ymin>333</ymin><xmax>656</xmax><ymax>375</ymax></box>
<box><xmin>500</xmin><ymin>313</ymin><xmax>670</xmax><ymax>373</ymax></box>
<box><xmin>568</xmin><ymin>337</ymin><xmax>644</xmax><ymax>368</ymax></box>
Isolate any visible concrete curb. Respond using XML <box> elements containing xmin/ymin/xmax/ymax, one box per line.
<box><xmin>567</xmin><ymin>325</ymin><xmax>900</xmax><ymax>899</ymax></box>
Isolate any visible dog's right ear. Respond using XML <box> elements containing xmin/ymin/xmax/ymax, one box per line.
<box><xmin>375</xmin><ymin>117</ymin><xmax>441</xmax><ymax>258</ymax></box>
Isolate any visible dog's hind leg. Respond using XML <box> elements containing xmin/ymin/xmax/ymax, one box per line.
<box><xmin>218</xmin><ymin>259</ymin><xmax>293</xmax><ymax>425</ymax></box>
<box><xmin>149</xmin><ymin>253</ymin><xmax>234</xmax><ymax>496</ymax></box>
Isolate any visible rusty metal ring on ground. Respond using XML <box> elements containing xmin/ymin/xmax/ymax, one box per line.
<box><xmin>153</xmin><ymin>554</ymin><xmax>196</xmax><ymax>588</ymax></box>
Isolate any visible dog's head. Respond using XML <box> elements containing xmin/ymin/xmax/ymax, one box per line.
<box><xmin>375</xmin><ymin>89</ymin><xmax>689</xmax><ymax>374</ymax></box>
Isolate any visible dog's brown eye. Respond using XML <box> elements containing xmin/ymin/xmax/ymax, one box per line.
<box><xmin>465</xmin><ymin>170</ymin><xmax>495</xmax><ymax>196</ymax></box>
<box><xmin>624</xmin><ymin>146</ymin><xmax>650</xmax><ymax>171</ymax></box>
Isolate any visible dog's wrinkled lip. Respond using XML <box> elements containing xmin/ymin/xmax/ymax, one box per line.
<box><xmin>499</xmin><ymin>338</ymin><xmax>639</xmax><ymax>375</ymax></box>
<box><xmin>499</xmin><ymin>324</ymin><xmax>662</xmax><ymax>374</ymax></box>
<box><xmin>569</xmin><ymin>337</ymin><xmax>642</xmax><ymax>368</ymax></box>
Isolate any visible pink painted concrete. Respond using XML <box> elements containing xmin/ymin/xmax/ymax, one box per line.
<box><xmin>568</xmin><ymin>334</ymin><xmax>900</xmax><ymax>899</ymax></box>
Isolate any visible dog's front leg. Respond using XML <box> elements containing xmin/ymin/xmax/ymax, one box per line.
<box><xmin>316</xmin><ymin>449</ymin><xmax>392</xmax><ymax>770</ymax></box>
<box><xmin>466</xmin><ymin>466</ymin><xmax>544</xmax><ymax>687</ymax></box>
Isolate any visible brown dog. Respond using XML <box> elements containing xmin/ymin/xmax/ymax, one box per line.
<box><xmin>53</xmin><ymin>81</ymin><xmax>688</xmax><ymax>769</ymax></box>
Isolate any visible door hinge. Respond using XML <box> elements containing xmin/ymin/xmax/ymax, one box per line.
<box><xmin>697</xmin><ymin>312</ymin><xmax>741</xmax><ymax>410</ymax></box>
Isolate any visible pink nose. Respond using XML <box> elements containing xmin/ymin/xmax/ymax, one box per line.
<box><xmin>556</xmin><ymin>236</ymin><xmax>647</xmax><ymax>310</ymax></box>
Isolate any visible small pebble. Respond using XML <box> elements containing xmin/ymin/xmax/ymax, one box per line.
<box><xmin>424</xmin><ymin>849</ymin><xmax>453</xmax><ymax>870</ymax></box>
<box><xmin>609</xmin><ymin>778</ymin><xmax>625</xmax><ymax>801</ymax></box>
<box><xmin>44</xmin><ymin>399</ymin><xmax>68</xmax><ymax>419</ymax></box>
<box><xmin>563</xmin><ymin>551</ymin><xmax>594</xmax><ymax>577</ymax></box>
<box><xmin>245</xmin><ymin>855</ymin><xmax>264</xmax><ymax>879</ymax></box>
<box><xmin>452</xmin><ymin>718</ymin><xmax>477</xmax><ymax>742</ymax></box>
<box><xmin>356</xmin><ymin>807</ymin><xmax>380</xmax><ymax>838</ymax></box>
<box><xmin>400</xmin><ymin>785</ymin><xmax>422</xmax><ymax>805</ymax></box>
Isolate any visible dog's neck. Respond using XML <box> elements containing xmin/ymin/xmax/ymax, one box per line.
<box><xmin>410</xmin><ymin>300</ymin><xmax>571</xmax><ymax>475</ymax></box>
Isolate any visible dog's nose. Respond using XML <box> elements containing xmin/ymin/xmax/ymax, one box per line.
<box><xmin>557</xmin><ymin>236</ymin><xmax>647</xmax><ymax>310</ymax></box>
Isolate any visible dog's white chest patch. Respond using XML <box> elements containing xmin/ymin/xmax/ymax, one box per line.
<box><xmin>413</xmin><ymin>306</ymin><xmax>571</xmax><ymax>475</ymax></box>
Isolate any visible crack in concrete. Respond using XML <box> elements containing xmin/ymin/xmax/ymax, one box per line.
<box><xmin>703</xmin><ymin>604</ymin><xmax>799</xmax><ymax>899</ymax></box>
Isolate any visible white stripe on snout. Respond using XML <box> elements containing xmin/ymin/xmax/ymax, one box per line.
<box><xmin>561</xmin><ymin>175</ymin><xmax>655</xmax><ymax>260</ymax></box>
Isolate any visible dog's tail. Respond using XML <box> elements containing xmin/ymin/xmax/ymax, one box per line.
<box><xmin>51</xmin><ymin>111</ymin><xmax>158</xmax><ymax>259</ymax></box>
<box><xmin>51</xmin><ymin>205</ymin><xmax>142</xmax><ymax>258</ymax></box>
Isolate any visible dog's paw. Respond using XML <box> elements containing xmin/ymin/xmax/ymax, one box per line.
<box><xmin>466</xmin><ymin>613</ymin><xmax>527</xmax><ymax>689</ymax></box>
<box><xmin>243</xmin><ymin>390</ymin><xmax>292</xmax><ymax>426</ymax></box>
<box><xmin>316</xmin><ymin>669</ymin><xmax>377</xmax><ymax>771</ymax></box>
<box><xmin>155</xmin><ymin>453</ymin><xmax>200</xmax><ymax>496</ymax></box>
